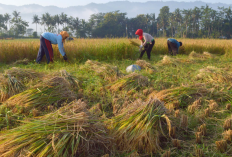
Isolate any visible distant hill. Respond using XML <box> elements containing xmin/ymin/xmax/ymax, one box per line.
<box><xmin>0</xmin><ymin>1</ymin><xmax>231</xmax><ymax>31</ymax></box>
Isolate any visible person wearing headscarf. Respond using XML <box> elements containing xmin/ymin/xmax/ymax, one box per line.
<box><xmin>167</xmin><ymin>38</ymin><xmax>182</xmax><ymax>56</ymax></box>
<box><xmin>135</xmin><ymin>29</ymin><xmax>155</xmax><ymax>60</ymax></box>
<box><xmin>36</xmin><ymin>31</ymin><xmax>69</xmax><ymax>64</ymax></box>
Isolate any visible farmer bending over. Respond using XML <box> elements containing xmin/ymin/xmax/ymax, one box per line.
<box><xmin>167</xmin><ymin>38</ymin><xmax>182</xmax><ymax>56</ymax></box>
<box><xmin>36</xmin><ymin>31</ymin><xmax>69</xmax><ymax>64</ymax></box>
<box><xmin>135</xmin><ymin>29</ymin><xmax>155</xmax><ymax>60</ymax></box>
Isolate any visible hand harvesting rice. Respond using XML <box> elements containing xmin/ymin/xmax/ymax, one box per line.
<box><xmin>36</xmin><ymin>31</ymin><xmax>69</xmax><ymax>64</ymax></box>
<box><xmin>135</xmin><ymin>29</ymin><xmax>155</xmax><ymax>60</ymax></box>
<box><xmin>167</xmin><ymin>38</ymin><xmax>182</xmax><ymax>56</ymax></box>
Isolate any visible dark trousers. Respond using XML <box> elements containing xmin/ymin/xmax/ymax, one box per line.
<box><xmin>167</xmin><ymin>40</ymin><xmax>178</xmax><ymax>56</ymax></box>
<box><xmin>36</xmin><ymin>36</ymin><xmax>54</xmax><ymax>64</ymax></box>
<box><xmin>139</xmin><ymin>40</ymin><xmax>155</xmax><ymax>60</ymax></box>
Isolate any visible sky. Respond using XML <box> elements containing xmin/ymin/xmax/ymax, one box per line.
<box><xmin>0</xmin><ymin>0</ymin><xmax>231</xmax><ymax>8</ymax></box>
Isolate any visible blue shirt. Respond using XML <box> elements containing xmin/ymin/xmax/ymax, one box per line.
<box><xmin>168</xmin><ymin>38</ymin><xmax>180</xmax><ymax>51</ymax></box>
<box><xmin>42</xmin><ymin>32</ymin><xmax>66</xmax><ymax>56</ymax></box>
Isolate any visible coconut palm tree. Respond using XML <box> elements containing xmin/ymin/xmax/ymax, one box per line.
<box><xmin>32</xmin><ymin>14</ymin><xmax>40</xmax><ymax>34</ymax></box>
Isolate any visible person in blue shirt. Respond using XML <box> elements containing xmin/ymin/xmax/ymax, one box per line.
<box><xmin>167</xmin><ymin>38</ymin><xmax>182</xmax><ymax>56</ymax></box>
<box><xmin>36</xmin><ymin>31</ymin><xmax>69</xmax><ymax>64</ymax></box>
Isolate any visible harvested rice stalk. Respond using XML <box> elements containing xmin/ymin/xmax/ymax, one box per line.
<box><xmin>223</xmin><ymin>130</ymin><xmax>232</xmax><ymax>142</ymax></box>
<box><xmin>161</xmin><ymin>55</ymin><xmax>178</xmax><ymax>65</ymax></box>
<box><xmin>189</xmin><ymin>51</ymin><xmax>206</xmax><ymax>60</ymax></box>
<box><xmin>215</xmin><ymin>140</ymin><xmax>227</xmax><ymax>153</ymax></box>
<box><xmin>195</xmin><ymin>147</ymin><xmax>204</xmax><ymax>157</ymax></box>
<box><xmin>175</xmin><ymin>110</ymin><xmax>180</xmax><ymax>118</ymax></box>
<box><xmin>12</xmin><ymin>58</ymin><xmax>29</xmax><ymax>65</ymax></box>
<box><xmin>223</xmin><ymin>119</ymin><xmax>231</xmax><ymax>130</ymax></box>
<box><xmin>162</xmin><ymin>149</ymin><xmax>171</xmax><ymax>157</ymax></box>
<box><xmin>0</xmin><ymin>74</ymin><xmax>26</xmax><ymax>102</ymax></box>
<box><xmin>188</xmin><ymin>99</ymin><xmax>201</xmax><ymax>114</ymax></box>
<box><xmin>129</xmin><ymin>39</ymin><xmax>140</xmax><ymax>47</ymax></box>
<box><xmin>0</xmin><ymin>100</ymin><xmax>111</xmax><ymax>157</ymax></box>
<box><xmin>109</xmin><ymin>73</ymin><xmax>149</xmax><ymax>92</ymax></box>
<box><xmin>85</xmin><ymin>60</ymin><xmax>122</xmax><ymax>82</ymax></box>
<box><xmin>136</xmin><ymin>60</ymin><xmax>157</xmax><ymax>72</ymax></box>
<box><xmin>196</xmin><ymin>66</ymin><xmax>232</xmax><ymax>83</ymax></box>
<box><xmin>169</xmin><ymin>126</ymin><xmax>176</xmax><ymax>138</ymax></box>
<box><xmin>209</xmin><ymin>100</ymin><xmax>218</xmax><ymax>111</ymax></box>
<box><xmin>204</xmin><ymin>108</ymin><xmax>210</xmax><ymax>117</ymax></box>
<box><xmin>203</xmin><ymin>52</ymin><xmax>215</xmax><ymax>58</ymax></box>
<box><xmin>198</xmin><ymin>124</ymin><xmax>207</xmax><ymax>136</ymax></box>
<box><xmin>226</xmin><ymin>103</ymin><xmax>231</xmax><ymax>110</ymax></box>
<box><xmin>180</xmin><ymin>115</ymin><xmax>188</xmax><ymax>129</ymax></box>
<box><xmin>195</xmin><ymin>132</ymin><xmax>203</xmax><ymax>144</ymax></box>
<box><xmin>109</xmin><ymin>98</ymin><xmax>170</xmax><ymax>154</ymax></box>
<box><xmin>172</xmin><ymin>139</ymin><xmax>181</xmax><ymax>149</ymax></box>
<box><xmin>5</xmin><ymin>67</ymin><xmax>39</xmax><ymax>83</ymax></box>
<box><xmin>60</xmin><ymin>70</ymin><xmax>80</xmax><ymax>89</ymax></box>
<box><xmin>6</xmin><ymin>77</ymin><xmax>76</xmax><ymax>112</ymax></box>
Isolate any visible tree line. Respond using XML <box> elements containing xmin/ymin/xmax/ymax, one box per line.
<box><xmin>0</xmin><ymin>5</ymin><xmax>232</xmax><ymax>38</ymax></box>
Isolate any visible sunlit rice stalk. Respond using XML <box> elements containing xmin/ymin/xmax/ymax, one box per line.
<box><xmin>6</xmin><ymin>77</ymin><xmax>76</xmax><ymax>112</ymax></box>
<box><xmin>0</xmin><ymin>100</ymin><xmax>110</xmax><ymax>157</ymax></box>
<box><xmin>109</xmin><ymin>98</ymin><xmax>170</xmax><ymax>154</ymax></box>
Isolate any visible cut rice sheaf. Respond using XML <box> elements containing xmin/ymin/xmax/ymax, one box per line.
<box><xmin>109</xmin><ymin>98</ymin><xmax>170</xmax><ymax>154</ymax></box>
<box><xmin>0</xmin><ymin>99</ymin><xmax>111</xmax><ymax>157</ymax></box>
<box><xmin>6</xmin><ymin>77</ymin><xmax>76</xmax><ymax>112</ymax></box>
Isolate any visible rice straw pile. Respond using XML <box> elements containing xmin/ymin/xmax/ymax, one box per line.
<box><xmin>0</xmin><ymin>74</ymin><xmax>25</xmax><ymax>102</ymax></box>
<box><xmin>5</xmin><ymin>67</ymin><xmax>39</xmax><ymax>83</ymax></box>
<box><xmin>60</xmin><ymin>70</ymin><xmax>80</xmax><ymax>89</ymax></box>
<box><xmin>196</xmin><ymin>66</ymin><xmax>232</xmax><ymax>83</ymax></box>
<box><xmin>109</xmin><ymin>72</ymin><xmax>149</xmax><ymax>91</ymax></box>
<box><xmin>0</xmin><ymin>100</ymin><xmax>111</xmax><ymax>157</ymax></box>
<box><xmin>6</xmin><ymin>77</ymin><xmax>76</xmax><ymax>112</ymax></box>
<box><xmin>161</xmin><ymin>55</ymin><xmax>178</xmax><ymax>65</ymax></box>
<box><xmin>148</xmin><ymin>84</ymin><xmax>228</xmax><ymax>104</ymax></box>
<box><xmin>85</xmin><ymin>60</ymin><xmax>123</xmax><ymax>82</ymax></box>
<box><xmin>12</xmin><ymin>58</ymin><xmax>29</xmax><ymax>65</ymax></box>
<box><xmin>189</xmin><ymin>51</ymin><xmax>215</xmax><ymax>60</ymax></box>
<box><xmin>136</xmin><ymin>60</ymin><xmax>157</xmax><ymax>72</ymax></box>
<box><xmin>109</xmin><ymin>98</ymin><xmax>170</xmax><ymax>154</ymax></box>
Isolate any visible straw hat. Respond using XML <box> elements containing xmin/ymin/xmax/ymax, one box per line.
<box><xmin>60</xmin><ymin>31</ymin><xmax>69</xmax><ymax>43</ymax></box>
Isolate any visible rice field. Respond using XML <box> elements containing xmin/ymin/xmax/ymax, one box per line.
<box><xmin>0</xmin><ymin>38</ymin><xmax>232</xmax><ymax>157</ymax></box>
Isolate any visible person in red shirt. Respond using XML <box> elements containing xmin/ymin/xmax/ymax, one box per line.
<box><xmin>135</xmin><ymin>29</ymin><xmax>155</xmax><ymax>60</ymax></box>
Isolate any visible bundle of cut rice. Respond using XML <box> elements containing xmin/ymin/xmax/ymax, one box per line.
<box><xmin>60</xmin><ymin>70</ymin><xmax>80</xmax><ymax>89</ymax></box>
<box><xmin>203</xmin><ymin>52</ymin><xmax>215</xmax><ymax>58</ymax></box>
<box><xmin>5</xmin><ymin>67</ymin><xmax>39</xmax><ymax>83</ymax></box>
<box><xmin>161</xmin><ymin>55</ymin><xmax>178</xmax><ymax>65</ymax></box>
<box><xmin>136</xmin><ymin>60</ymin><xmax>157</xmax><ymax>73</ymax></box>
<box><xmin>6</xmin><ymin>77</ymin><xmax>76</xmax><ymax>112</ymax></box>
<box><xmin>109</xmin><ymin>98</ymin><xmax>170</xmax><ymax>154</ymax></box>
<box><xmin>85</xmin><ymin>60</ymin><xmax>123</xmax><ymax>82</ymax></box>
<box><xmin>129</xmin><ymin>39</ymin><xmax>140</xmax><ymax>47</ymax></box>
<box><xmin>0</xmin><ymin>100</ymin><xmax>111</xmax><ymax>157</ymax></box>
<box><xmin>196</xmin><ymin>66</ymin><xmax>232</xmax><ymax>83</ymax></box>
<box><xmin>148</xmin><ymin>84</ymin><xmax>228</xmax><ymax>105</ymax></box>
<box><xmin>109</xmin><ymin>72</ymin><xmax>149</xmax><ymax>91</ymax></box>
<box><xmin>12</xmin><ymin>58</ymin><xmax>29</xmax><ymax>65</ymax></box>
<box><xmin>0</xmin><ymin>74</ymin><xmax>25</xmax><ymax>102</ymax></box>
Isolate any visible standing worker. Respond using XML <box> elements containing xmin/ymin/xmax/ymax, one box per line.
<box><xmin>135</xmin><ymin>29</ymin><xmax>155</xmax><ymax>60</ymax></box>
<box><xmin>36</xmin><ymin>31</ymin><xmax>69</xmax><ymax>64</ymax></box>
<box><xmin>167</xmin><ymin>38</ymin><xmax>182</xmax><ymax>56</ymax></box>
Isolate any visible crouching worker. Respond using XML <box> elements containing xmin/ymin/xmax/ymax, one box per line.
<box><xmin>135</xmin><ymin>29</ymin><xmax>155</xmax><ymax>60</ymax></box>
<box><xmin>167</xmin><ymin>38</ymin><xmax>182</xmax><ymax>56</ymax></box>
<box><xmin>36</xmin><ymin>31</ymin><xmax>69</xmax><ymax>64</ymax></box>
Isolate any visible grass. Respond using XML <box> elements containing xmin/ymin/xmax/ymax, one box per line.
<box><xmin>0</xmin><ymin>38</ymin><xmax>232</xmax><ymax>156</ymax></box>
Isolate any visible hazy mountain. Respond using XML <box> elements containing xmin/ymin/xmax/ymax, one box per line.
<box><xmin>0</xmin><ymin>1</ymin><xmax>231</xmax><ymax>31</ymax></box>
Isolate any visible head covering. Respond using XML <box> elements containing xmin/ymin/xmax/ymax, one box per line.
<box><xmin>179</xmin><ymin>42</ymin><xmax>182</xmax><ymax>46</ymax></box>
<box><xmin>135</xmin><ymin>29</ymin><xmax>143</xmax><ymax>40</ymax></box>
<box><xmin>60</xmin><ymin>31</ymin><xmax>69</xmax><ymax>43</ymax></box>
